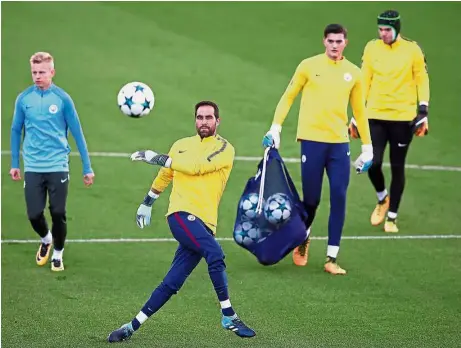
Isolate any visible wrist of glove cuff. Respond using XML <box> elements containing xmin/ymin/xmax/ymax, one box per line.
<box><xmin>270</xmin><ymin>124</ymin><xmax>282</xmax><ymax>133</ymax></box>
<box><xmin>152</xmin><ymin>154</ymin><xmax>172</xmax><ymax>168</ymax></box>
<box><xmin>418</xmin><ymin>104</ymin><xmax>428</xmax><ymax>116</ymax></box>
<box><xmin>143</xmin><ymin>190</ymin><xmax>159</xmax><ymax>207</ymax></box>
<box><xmin>361</xmin><ymin>144</ymin><xmax>373</xmax><ymax>154</ymax></box>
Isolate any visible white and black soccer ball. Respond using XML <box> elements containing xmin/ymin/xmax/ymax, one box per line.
<box><xmin>117</xmin><ymin>81</ymin><xmax>155</xmax><ymax>117</ymax></box>
<box><xmin>234</xmin><ymin>221</ymin><xmax>262</xmax><ymax>247</ymax></box>
<box><xmin>239</xmin><ymin>193</ymin><xmax>262</xmax><ymax>221</ymax></box>
<box><xmin>264</xmin><ymin>193</ymin><xmax>292</xmax><ymax>226</ymax></box>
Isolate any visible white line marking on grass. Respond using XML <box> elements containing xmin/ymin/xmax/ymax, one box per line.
<box><xmin>2</xmin><ymin>151</ymin><xmax>461</xmax><ymax>172</ymax></box>
<box><xmin>2</xmin><ymin>235</ymin><xmax>460</xmax><ymax>244</ymax></box>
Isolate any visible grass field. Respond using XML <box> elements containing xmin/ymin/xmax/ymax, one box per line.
<box><xmin>1</xmin><ymin>2</ymin><xmax>461</xmax><ymax>347</ymax></box>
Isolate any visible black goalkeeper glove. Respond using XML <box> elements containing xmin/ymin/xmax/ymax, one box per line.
<box><xmin>411</xmin><ymin>105</ymin><xmax>429</xmax><ymax>137</ymax></box>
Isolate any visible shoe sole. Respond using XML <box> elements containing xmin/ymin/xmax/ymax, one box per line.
<box><xmin>223</xmin><ymin>327</ymin><xmax>255</xmax><ymax>338</ymax></box>
<box><xmin>324</xmin><ymin>265</ymin><xmax>347</xmax><ymax>275</ymax></box>
<box><xmin>293</xmin><ymin>261</ymin><xmax>308</xmax><ymax>266</ymax></box>
<box><xmin>384</xmin><ymin>228</ymin><xmax>399</xmax><ymax>233</ymax></box>
<box><xmin>371</xmin><ymin>219</ymin><xmax>385</xmax><ymax>226</ymax></box>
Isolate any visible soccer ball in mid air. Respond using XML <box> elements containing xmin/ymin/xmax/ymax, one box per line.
<box><xmin>117</xmin><ymin>81</ymin><xmax>155</xmax><ymax>117</ymax></box>
<box><xmin>264</xmin><ymin>193</ymin><xmax>292</xmax><ymax>226</ymax></box>
<box><xmin>239</xmin><ymin>193</ymin><xmax>262</xmax><ymax>221</ymax></box>
<box><xmin>234</xmin><ymin>221</ymin><xmax>263</xmax><ymax>247</ymax></box>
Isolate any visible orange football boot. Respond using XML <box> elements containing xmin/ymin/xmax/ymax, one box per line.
<box><xmin>292</xmin><ymin>238</ymin><xmax>311</xmax><ymax>266</ymax></box>
<box><xmin>371</xmin><ymin>196</ymin><xmax>390</xmax><ymax>226</ymax></box>
<box><xmin>324</xmin><ymin>258</ymin><xmax>346</xmax><ymax>275</ymax></box>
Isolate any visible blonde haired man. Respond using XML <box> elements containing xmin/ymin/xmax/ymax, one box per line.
<box><xmin>10</xmin><ymin>52</ymin><xmax>95</xmax><ymax>271</ymax></box>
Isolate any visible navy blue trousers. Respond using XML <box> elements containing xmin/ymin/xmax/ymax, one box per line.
<box><xmin>300</xmin><ymin>140</ymin><xmax>351</xmax><ymax>246</ymax></box>
<box><xmin>139</xmin><ymin>212</ymin><xmax>229</xmax><ymax>318</ymax></box>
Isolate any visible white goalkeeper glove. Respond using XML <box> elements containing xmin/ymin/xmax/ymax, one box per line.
<box><xmin>262</xmin><ymin>124</ymin><xmax>282</xmax><ymax>149</ymax></box>
<box><xmin>354</xmin><ymin>144</ymin><xmax>374</xmax><ymax>174</ymax></box>
<box><xmin>136</xmin><ymin>190</ymin><xmax>159</xmax><ymax>229</ymax></box>
<box><xmin>130</xmin><ymin>150</ymin><xmax>172</xmax><ymax>168</ymax></box>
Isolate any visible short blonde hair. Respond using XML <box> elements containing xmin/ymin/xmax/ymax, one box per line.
<box><xmin>30</xmin><ymin>52</ymin><xmax>54</xmax><ymax>68</ymax></box>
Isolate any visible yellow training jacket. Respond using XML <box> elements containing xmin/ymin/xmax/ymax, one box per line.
<box><xmin>151</xmin><ymin>134</ymin><xmax>235</xmax><ymax>234</ymax></box>
<box><xmin>273</xmin><ymin>53</ymin><xmax>371</xmax><ymax>145</ymax></box>
<box><xmin>362</xmin><ymin>36</ymin><xmax>430</xmax><ymax>121</ymax></box>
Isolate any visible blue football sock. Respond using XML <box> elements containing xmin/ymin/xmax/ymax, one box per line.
<box><xmin>209</xmin><ymin>269</ymin><xmax>235</xmax><ymax>317</ymax></box>
<box><xmin>131</xmin><ymin>318</ymin><xmax>141</xmax><ymax>331</ymax></box>
<box><xmin>328</xmin><ymin>192</ymin><xmax>346</xmax><ymax>247</ymax></box>
<box><xmin>130</xmin><ymin>283</ymin><xmax>176</xmax><ymax>331</ymax></box>
<box><xmin>222</xmin><ymin>306</ymin><xmax>236</xmax><ymax>317</ymax></box>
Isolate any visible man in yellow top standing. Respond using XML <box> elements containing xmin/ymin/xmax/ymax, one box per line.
<box><xmin>108</xmin><ymin>101</ymin><xmax>255</xmax><ymax>343</ymax></box>
<box><xmin>262</xmin><ymin>24</ymin><xmax>373</xmax><ymax>275</ymax></box>
<box><xmin>349</xmin><ymin>10</ymin><xmax>430</xmax><ymax>233</ymax></box>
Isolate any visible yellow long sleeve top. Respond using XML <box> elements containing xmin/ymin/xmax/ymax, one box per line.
<box><xmin>361</xmin><ymin>36</ymin><xmax>430</xmax><ymax>121</ymax></box>
<box><xmin>151</xmin><ymin>134</ymin><xmax>235</xmax><ymax>234</ymax></box>
<box><xmin>273</xmin><ymin>53</ymin><xmax>371</xmax><ymax>145</ymax></box>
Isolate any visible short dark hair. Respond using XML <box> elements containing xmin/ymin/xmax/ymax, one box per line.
<box><xmin>324</xmin><ymin>24</ymin><xmax>348</xmax><ymax>39</ymax></box>
<box><xmin>195</xmin><ymin>100</ymin><xmax>220</xmax><ymax>119</ymax></box>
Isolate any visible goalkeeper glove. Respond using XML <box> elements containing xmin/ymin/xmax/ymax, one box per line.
<box><xmin>130</xmin><ymin>150</ymin><xmax>172</xmax><ymax>167</ymax></box>
<box><xmin>262</xmin><ymin>124</ymin><xmax>282</xmax><ymax>149</ymax></box>
<box><xmin>354</xmin><ymin>144</ymin><xmax>374</xmax><ymax>174</ymax></box>
<box><xmin>411</xmin><ymin>104</ymin><xmax>429</xmax><ymax>137</ymax></box>
<box><xmin>136</xmin><ymin>190</ymin><xmax>159</xmax><ymax>229</ymax></box>
<box><xmin>348</xmin><ymin>117</ymin><xmax>360</xmax><ymax>139</ymax></box>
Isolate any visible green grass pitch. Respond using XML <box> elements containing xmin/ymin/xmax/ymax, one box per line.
<box><xmin>1</xmin><ymin>2</ymin><xmax>461</xmax><ymax>347</ymax></box>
